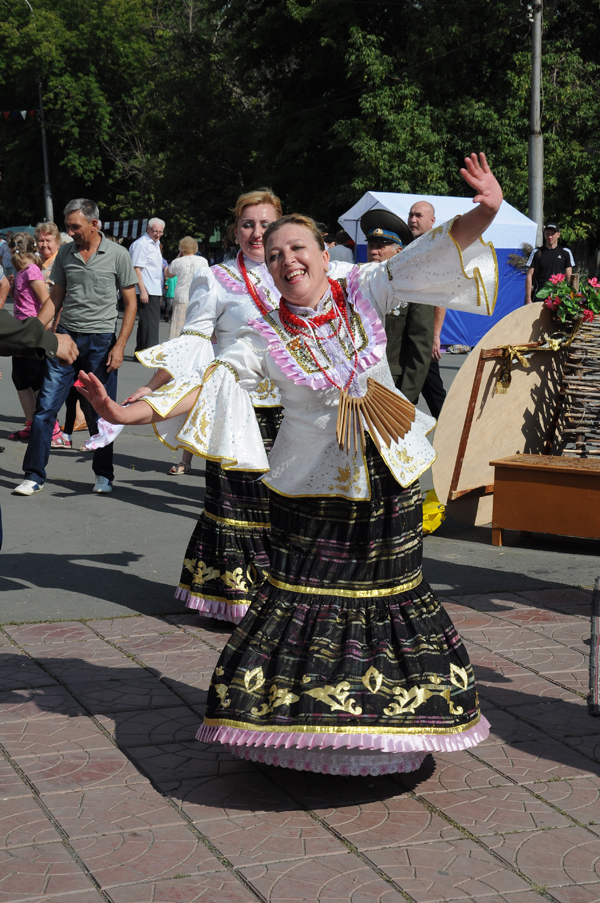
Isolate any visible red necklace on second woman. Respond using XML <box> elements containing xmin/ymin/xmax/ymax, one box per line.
<box><xmin>237</xmin><ymin>250</ymin><xmax>272</xmax><ymax>317</ymax></box>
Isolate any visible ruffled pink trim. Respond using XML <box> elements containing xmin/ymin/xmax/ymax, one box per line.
<box><xmin>248</xmin><ymin>275</ymin><xmax>385</xmax><ymax>392</ymax></box>
<box><xmin>212</xmin><ymin>265</ymin><xmax>247</xmax><ymax>295</ymax></box>
<box><xmin>197</xmin><ymin>715</ymin><xmax>490</xmax><ymax>753</ymax></box>
<box><xmin>175</xmin><ymin>586</ymin><xmax>247</xmax><ymax>624</ymax></box>
<box><xmin>212</xmin><ymin>258</ymin><xmax>278</xmax><ymax>309</ymax></box>
<box><xmin>347</xmin><ymin>266</ymin><xmax>388</xmax><ymax>353</ymax></box>
<box><xmin>228</xmin><ymin>746</ymin><xmax>426</xmax><ymax>776</ymax></box>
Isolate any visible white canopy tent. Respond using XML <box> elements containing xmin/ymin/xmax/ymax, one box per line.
<box><xmin>338</xmin><ymin>192</ymin><xmax>538</xmax><ymax>347</ymax></box>
<box><xmin>338</xmin><ymin>192</ymin><xmax>537</xmax><ymax>254</ymax></box>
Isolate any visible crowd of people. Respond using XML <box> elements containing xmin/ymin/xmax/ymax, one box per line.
<box><xmin>2</xmin><ymin>153</ymin><xmax>504</xmax><ymax>776</ymax></box>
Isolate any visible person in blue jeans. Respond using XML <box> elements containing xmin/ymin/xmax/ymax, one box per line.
<box><xmin>14</xmin><ymin>198</ymin><xmax>138</xmax><ymax>497</ymax></box>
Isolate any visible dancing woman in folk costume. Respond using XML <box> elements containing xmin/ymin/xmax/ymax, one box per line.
<box><xmin>128</xmin><ymin>189</ymin><xmax>284</xmax><ymax>624</ymax></box>
<box><xmin>80</xmin><ymin>154</ymin><xmax>500</xmax><ymax>776</ymax></box>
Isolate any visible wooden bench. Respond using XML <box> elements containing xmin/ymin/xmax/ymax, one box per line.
<box><xmin>489</xmin><ymin>454</ymin><xmax>600</xmax><ymax>546</ymax></box>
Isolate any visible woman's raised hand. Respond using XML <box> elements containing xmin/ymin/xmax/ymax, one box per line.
<box><xmin>460</xmin><ymin>153</ymin><xmax>503</xmax><ymax>215</ymax></box>
<box><xmin>450</xmin><ymin>152</ymin><xmax>503</xmax><ymax>250</ymax></box>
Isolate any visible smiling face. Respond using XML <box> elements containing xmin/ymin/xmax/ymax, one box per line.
<box><xmin>266</xmin><ymin>223</ymin><xmax>330</xmax><ymax>308</ymax></box>
<box><xmin>235</xmin><ymin>204</ymin><xmax>279</xmax><ymax>262</ymax></box>
<box><xmin>36</xmin><ymin>231</ymin><xmax>60</xmax><ymax>261</ymax></box>
<box><xmin>65</xmin><ymin>212</ymin><xmax>98</xmax><ymax>248</ymax></box>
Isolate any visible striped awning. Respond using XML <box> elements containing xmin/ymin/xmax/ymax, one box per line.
<box><xmin>102</xmin><ymin>218</ymin><xmax>148</xmax><ymax>239</ymax></box>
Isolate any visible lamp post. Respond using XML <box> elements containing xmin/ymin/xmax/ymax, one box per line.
<box><xmin>37</xmin><ymin>81</ymin><xmax>53</xmax><ymax>222</ymax></box>
<box><xmin>528</xmin><ymin>0</ymin><xmax>543</xmax><ymax>246</ymax></box>
<box><xmin>20</xmin><ymin>0</ymin><xmax>54</xmax><ymax>222</ymax></box>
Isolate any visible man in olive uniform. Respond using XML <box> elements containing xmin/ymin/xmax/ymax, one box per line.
<box><xmin>361</xmin><ymin>208</ymin><xmax>436</xmax><ymax>409</ymax></box>
<box><xmin>408</xmin><ymin>201</ymin><xmax>447</xmax><ymax>420</ymax></box>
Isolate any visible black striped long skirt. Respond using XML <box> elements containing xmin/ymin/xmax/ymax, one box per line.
<box><xmin>176</xmin><ymin>406</ymin><xmax>283</xmax><ymax>623</ymax></box>
<box><xmin>198</xmin><ymin>438</ymin><xmax>488</xmax><ymax>776</ymax></box>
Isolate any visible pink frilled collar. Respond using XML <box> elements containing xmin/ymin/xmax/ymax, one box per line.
<box><xmin>249</xmin><ymin>266</ymin><xmax>386</xmax><ymax>392</ymax></box>
<box><xmin>212</xmin><ymin>256</ymin><xmax>278</xmax><ymax>308</ymax></box>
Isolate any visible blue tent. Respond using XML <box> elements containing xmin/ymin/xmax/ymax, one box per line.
<box><xmin>338</xmin><ymin>192</ymin><xmax>537</xmax><ymax>348</ymax></box>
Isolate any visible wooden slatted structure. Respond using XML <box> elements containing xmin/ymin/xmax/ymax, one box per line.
<box><xmin>558</xmin><ymin>315</ymin><xmax>600</xmax><ymax>458</ymax></box>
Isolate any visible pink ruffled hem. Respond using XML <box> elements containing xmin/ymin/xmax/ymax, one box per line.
<box><xmin>197</xmin><ymin>716</ymin><xmax>490</xmax><ymax>754</ymax></box>
<box><xmin>175</xmin><ymin>586</ymin><xmax>247</xmax><ymax>624</ymax></box>
<box><xmin>228</xmin><ymin>746</ymin><xmax>426</xmax><ymax>776</ymax></box>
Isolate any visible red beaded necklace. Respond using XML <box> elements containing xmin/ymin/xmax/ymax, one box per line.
<box><xmin>237</xmin><ymin>250</ymin><xmax>272</xmax><ymax>317</ymax></box>
<box><xmin>279</xmin><ymin>278</ymin><xmax>359</xmax><ymax>392</ymax></box>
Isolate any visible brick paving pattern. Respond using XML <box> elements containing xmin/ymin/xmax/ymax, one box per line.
<box><xmin>0</xmin><ymin>587</ymin><xmax>598</xmax><ymax>902</ymax></box>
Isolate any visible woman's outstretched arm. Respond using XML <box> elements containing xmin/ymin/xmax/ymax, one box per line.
<box><xmin>77</xmin><ymin>372</ymin><xmax>199</xmax><ymax>425</ymax></box>
<box><xmin>450</xmin><ymin>152</ymin><xmax>503</xmax><ymax>250</ymax></box>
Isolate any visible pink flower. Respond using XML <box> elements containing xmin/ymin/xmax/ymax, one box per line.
<box><xmin>544</xmin><ymin>296</ymin><xmax>561</xmax><ymax>311</ymax></box>
<box><xmin>589</xmin><ymin>278</ymin><xmax>599</xmax><ymax>288</ymax></box>
<box><xmin>549</xmin><ymin>273</ymin><xmax>566</xmax><ymax>285</ymax></box>
<box><xmin>583</xmin><ymin>309</ymin><xmax>594</xmax><ymax>323</ymax></box>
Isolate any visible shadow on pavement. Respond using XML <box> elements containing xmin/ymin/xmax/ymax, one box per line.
<box><xmin>433</xmin><ymin>513</ymin><xmax>600</xmax><ymax>557</ymax></box>
<box><xmin>0</xmin><ymin>464</ymin><xmax>204</xmax><ymax>521</ymax></box>
<box><xmin>0</xmin><ymin>551</ymin><xmax>181</xmax><ymax>615</ymax></box>
<box><xmin>422</xmin><ymin>556</ymin><xmax>587</xmax><ymax>597</ymax></box>
<box><xmin>0</xmin><ymin>653</ymin><xmax>598</xmax><ymax>811</ymax></box>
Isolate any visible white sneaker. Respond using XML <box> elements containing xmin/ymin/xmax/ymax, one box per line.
<box><xmin>13</xmin><ymin>479</ymin><xmax>44</xmax><ymax>496</ymax></box>
<box><xmin>92</xmin><ymin>476</ymin><xmax>113</xmax><ymax>494</ymax></box>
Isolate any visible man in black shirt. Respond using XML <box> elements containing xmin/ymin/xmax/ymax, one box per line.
<box><xmin>525</xmin><ymin>222</ymin><xmax>574</xmax><ymax>303</ymax></box>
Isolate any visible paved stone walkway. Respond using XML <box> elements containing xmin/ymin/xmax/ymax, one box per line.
<box><xmin>0</xmin><ymin>587</ymin><xmax>598</xmax><ymax>903</ymax></box>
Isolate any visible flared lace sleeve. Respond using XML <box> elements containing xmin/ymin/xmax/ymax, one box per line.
<box><xmin>147</xmin><ymin>331</ymin><xmax>271</xmax><ymax>471</ymax></box>
<box><xmin>357</xmin><ymin>218</ymin><xmax>498</xmax><ymax>321</ymax></box>
<box><xmin>135</xmin><ymin>267</ymin><xmax>219</xmax><ymax>377</ymax></box>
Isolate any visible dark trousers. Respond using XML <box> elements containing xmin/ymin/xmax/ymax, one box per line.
<box><xmin>136</xmin><ymin>294</ymin><xmax>161</xmax><ymax>352</ymax></box>
<box><xmin>421</xmin><ymin>358</ymin><xmax>447</xmax><ymax>420</ymax></box>
<box><xmin>23</xmin><ymin>329</ymin><xmax>117</xmax><ymax>485</ymax></box>
<box><xmin>63</xmin><ymin>387</ymin><xmax>96</xmax><ymax>435</ymax></box>
<box><xmin>386</xmin><ymin>303</ymin><xmax>434</xmax><ymax>403</ymax></box>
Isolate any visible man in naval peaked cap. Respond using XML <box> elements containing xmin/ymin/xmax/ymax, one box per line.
<box><xmin>360</xmin><ymin>206</ymin><xmax>443</xmax><ymax>416</ymax></box>
<box><xmin>360</xmin><ymin>209</ymin><xmax>412</xmax><ymax>262</ymax></box>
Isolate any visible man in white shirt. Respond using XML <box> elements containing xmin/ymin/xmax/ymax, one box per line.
<box><xmin>129</xmin><ymin>217</ymin><xmax>165</xmax><ymax>351</ymax></box>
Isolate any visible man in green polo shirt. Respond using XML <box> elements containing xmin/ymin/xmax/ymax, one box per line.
<box><xmin>14</xmin><ymin>198</ymin><xmax>138</xmax><ymax>496</ymax></box>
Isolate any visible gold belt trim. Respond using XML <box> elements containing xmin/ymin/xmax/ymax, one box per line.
<box><xmin>181</xmin><ymin>330</ymin><xmax>212</xmax><ymax>340</ymax></box>
<box><xmin>204</xmin><ymin>511</ymin><xmax>271</xmax><ymax>529</ymax></box>
<box><xmin>267</xmin><ymin>571</ymin><xmax>422</xmax><ymax>598</ymax></box>
<box><xmin>203</xmin><ymin>711</ymin><xmax>480</xmax><ymax>736</ymax></box>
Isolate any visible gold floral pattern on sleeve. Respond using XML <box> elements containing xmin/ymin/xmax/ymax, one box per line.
<box><xmin>253</xmin><ymin>378</ymin><xmax>279</xmax><ymax>403</ymax></box>
<box><xmin>328</xmin><ymin>460</ymin><xmax>362</xmax><ymax>494</ymax></box>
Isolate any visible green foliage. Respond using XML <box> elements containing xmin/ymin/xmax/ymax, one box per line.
<box><xmin>0</xmin><ymin>0</ymin><xmax>599</xmax><ymax>249</ymax></box>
